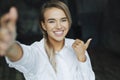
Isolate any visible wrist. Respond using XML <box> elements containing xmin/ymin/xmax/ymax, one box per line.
<box><xmin>78</xmin><ymin>55</ymin><xmax>86</xmax><ymax>62</ymax></box>
<box><xmin>6</xmin><ymin>42</ymin><xmax>22</xmax><ymax>62</ymax></box>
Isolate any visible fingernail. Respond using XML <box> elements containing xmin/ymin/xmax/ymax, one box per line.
<box><xmin>88</xmin><ymin>38</ymin><xmax>92</xmax><ymax>42</ymax></box>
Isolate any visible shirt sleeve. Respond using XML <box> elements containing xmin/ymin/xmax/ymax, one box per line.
<box><xmin>5</xmin><ymin>42</ymin><xmax>40</xmax><ymax>74</ymax></box>
<box><xmin>78</xmin><ymin>51</ymin><xmax>95</xmax><ymax>80</ymax></box>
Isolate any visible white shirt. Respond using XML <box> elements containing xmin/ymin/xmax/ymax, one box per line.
<box><xmin>6</xmin><ymin>38</ymin><xmax>95</xmax><ymax>80</ymax></box>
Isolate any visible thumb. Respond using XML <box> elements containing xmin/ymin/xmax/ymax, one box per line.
<box><xmin>9</xmin><ymin>7</ymin><xmax>18</xmax><ymax>23</ymax></box>
<box><xmin>84</xmin><ymin>38</ymin><xmax>92</xmax><ymax>49</ymax></box>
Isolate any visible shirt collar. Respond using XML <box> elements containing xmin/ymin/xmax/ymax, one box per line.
<box><xmin>42</xmin><ymin>38</ymin><xmax>69</xmax><ymax>48</ymax></box>
<box><xmin>64</xmin><ymin>38</ymin><xmax>69</xmax><ymax>48</ymax></box>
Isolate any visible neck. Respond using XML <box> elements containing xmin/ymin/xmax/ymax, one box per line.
<box><xmin>48</xmin><ymin>38</ymin><xmax>64</xmax><ymax>52</ymax></box>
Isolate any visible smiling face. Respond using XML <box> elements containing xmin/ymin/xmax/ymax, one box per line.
<box><xmin>41</xmin><ymin>7</ymin><xmax>70</xmax><ymax>43</ymax></box>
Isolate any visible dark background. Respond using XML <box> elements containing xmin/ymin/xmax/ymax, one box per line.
<box><xmin>0</xmin><ymin>0</ymin><xmax>120</xmax><ymax>80</ymax></box>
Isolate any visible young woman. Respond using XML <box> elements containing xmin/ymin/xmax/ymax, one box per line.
<box><xmin>0</xmin><ymin>1</ymin><xmax>95</xmax><ymax>80</ymax></box>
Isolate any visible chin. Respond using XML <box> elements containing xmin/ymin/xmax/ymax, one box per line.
<box><xmin>54</xmin><ymin>37</ymin><xmax>65</xmax><ymax>42</ymax></box>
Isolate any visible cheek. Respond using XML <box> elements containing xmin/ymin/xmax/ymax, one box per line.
<box><xmin>64</xmin><ymin>23</ymin><xmax>70</xmax><ymax>30</ymax></box>
<box><xmin>63</xmin><ymin>21</ymin><xmax>69</xmax><ymax>27</ymax></box>
<box><xmin>45</xmin><ymin>24</ymin><xmax>55</xmax><ymax>31</ymax></box>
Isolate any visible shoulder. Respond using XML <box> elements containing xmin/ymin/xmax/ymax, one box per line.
<box><xmin>28</xmin><ymin>38</ymin><xmax>47</xmax><ymax>56</ymax></box>
<box><xmin>31</xmin><ymin>38</ymin><xmax>44</xmax><ymax>47</ymax></box>
<box><xmin>28</xmin><ymin>38</ymin><xmax>45</xmax><ymax>52</ymax></box>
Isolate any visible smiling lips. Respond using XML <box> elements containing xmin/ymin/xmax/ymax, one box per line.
<box><xmin>54</xmin><ymin>30</ymin><xmax>64</xmax><ymax>37</ymax></box>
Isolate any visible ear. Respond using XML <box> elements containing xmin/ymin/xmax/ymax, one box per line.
<box><xmin>41</xmin><ymin>21</ymin><xmax>46</xmax><ymax>31</ymax></box>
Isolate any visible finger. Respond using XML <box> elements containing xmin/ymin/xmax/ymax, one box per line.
<box><xmin>8</xmin><ymin>7</ymin><xmax>17</xmax><ymax>34</ymax></box>
<box><xmin>0</xmin><ymin>28</ymin><xmax>7</xmax><ymax>40</ymax></box>
<box><xmin>84</xmin><ymin>38</ymin><xmax>92</xmax><ymax>49</ymax></box>
<box><xmin>0</xmin><ymin>14</ymin><xmax>10</xmax><ymax>27</ymax></box>
<box><xmin>0</xmin><ymin>27</ymin><xmax>15</xmax><ymax>43</ymax></box>
<box><xmin>0</xmin><ymin>29</ymin><xmax>12</xmax><ymax>56</ymax></box>
<box><xmin>75</xmin><ymin>39</ymin><xmax>84</xmax><ymax>44</ymax></box>
<box><xmin>9</xmin><ymin>7</ymin><xmax>18</xmax><ymax>23</ymax></box>
<box><xmin>0</xmin><ymin>42</ymin><xmax>8</xmax><ymax>56</ymax></box>
<box><xmin>0</xmin><ymin>7</ymin><xmax>18</xmax><ymax>26</ymax></box>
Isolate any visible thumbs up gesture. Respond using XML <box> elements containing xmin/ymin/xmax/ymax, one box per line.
<box><xmin>0</xmin><ymin>7</ymin><xmax>18</xmax><ymax>56</ymax></box>
<box><xmin>72</xmin><ymin>38</ymin><xmax>92</xmax><ymax>62</ymax></box>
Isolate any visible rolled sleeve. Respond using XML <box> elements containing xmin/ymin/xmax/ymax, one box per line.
<box><xmin>5</xmin><ymin>42</ymin><xmax>36</xmax><ymax>73</ymax></box>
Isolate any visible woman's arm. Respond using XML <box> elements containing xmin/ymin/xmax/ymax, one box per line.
<box><xmin>72</xmin><ymin>39</ymin><xmax>95</xmax><ymax>80</ymax></box>
<box><xmin>6</xmin><ymin>43</ymin><xmax>23</xmax><ymax>62</ymax></box>
<box><xmin>0</xmin><ymin>7</ymin><xmax>23</xmax><ymax>62</ymax></box>
<box><xmin>72</xmin><ymin>38</ymin><xmax>92</xmax><ymax>62</ymax></box>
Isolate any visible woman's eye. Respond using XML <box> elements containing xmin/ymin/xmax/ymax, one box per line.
<box><xmin>48</xmin><ymin>20</ymin><xmax>55</xmax><ymax>23</ymax></box>
<box><xmin>61</xmin><ymin>19</ymin><xmax>67</xmax><ymax>22</ymax></box>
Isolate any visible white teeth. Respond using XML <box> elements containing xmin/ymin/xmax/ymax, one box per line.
<box><xmin>55</xmin><ymin>31</ymin><xmax>62</xmax><ymax>34</ymax></box>
<box><xmin>54</xmin><ymin>31</ymin><xmax>63</xmax><ymax>35</ymax></box>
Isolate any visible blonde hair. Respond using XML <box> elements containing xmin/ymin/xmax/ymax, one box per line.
<box><xmin>39</xmin><ymin>0</ymin><xmax>72</xmax><ymax>72</ymax></box>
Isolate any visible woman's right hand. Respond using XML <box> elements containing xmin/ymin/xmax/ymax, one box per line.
<box><xmin>0</xmin><ymin>7</ymin><xmax>18</xmax><ymax>56</ymax></box>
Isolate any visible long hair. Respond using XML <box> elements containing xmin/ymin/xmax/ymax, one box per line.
<box><xmin>39</xmin><ymin>0</ymin><xmax>72</xmax><ymax>72</ymax></box>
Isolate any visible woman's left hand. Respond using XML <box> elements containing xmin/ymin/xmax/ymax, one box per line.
<box><xmin>72</xmin><ymin>38</ymin><xmax>92</xmax><ymax>62</ymax></box>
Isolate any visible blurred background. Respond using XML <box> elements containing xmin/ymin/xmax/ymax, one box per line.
<box><xmin>0</xmin><ymin>0</ymin><xmax>120</xmax><ymax>80</ymax></box>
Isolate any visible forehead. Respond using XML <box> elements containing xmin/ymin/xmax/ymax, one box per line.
<box><xmin>44</xmin><ymin>7</ymin><xmax>66</xmax><ymax>19</ymax></box>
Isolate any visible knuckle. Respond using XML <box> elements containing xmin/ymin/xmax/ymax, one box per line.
<box><xmin>80</xmin><ymin>40</ymin><xmax>84</xmax><ymax>44</ymax></box>
<box><xmin>76</xmin><ymin>38</ymin><xmax>80</xmax><ymax>40</ymax></box>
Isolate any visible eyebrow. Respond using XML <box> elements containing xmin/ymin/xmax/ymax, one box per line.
<box><xmin>47</xmin><ymin>18</ymin><xmax>55</xmax><ymax>21</ymax></box>
<box><xmin>47</xmin><ymin>17</ymin><xmax>67</xmax><ymax>21</ymax></box>
<box><xmin>61</xmin><ymin>17</ymin><xmax>67</xmax><ymax>19</ymax></box>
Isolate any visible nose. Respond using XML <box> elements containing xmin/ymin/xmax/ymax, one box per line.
<box><xmin>56</xmin><ymin>21</ymin><xmax>62</xmax><ymax>29</ymax></box>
